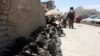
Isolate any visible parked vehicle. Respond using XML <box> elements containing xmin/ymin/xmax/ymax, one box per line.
<box><xmin>81</xmin><ymin>15</ymin><xmax>97</xmax><ymax>23</ymax></box>
<box><xmin>75</xmin><ymin>16</ymin><xmax>83</xmax><ymax>23</ymax></box>
<box><xmin>94</xmin><ymin>16</ymin><xmax>100</xmax><ymax>24</ymax></box>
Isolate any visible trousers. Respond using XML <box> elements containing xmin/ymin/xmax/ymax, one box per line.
<box><xmin>68</xmin><ymin>19</ymin><xmax>74</xmax><ymax>28</ymax></box>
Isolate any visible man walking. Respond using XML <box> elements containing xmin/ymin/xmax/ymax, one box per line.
<box><xmin>67</xmin><ymin>7</ymin><xmax>75</xmax><ymax>29</ymax></box>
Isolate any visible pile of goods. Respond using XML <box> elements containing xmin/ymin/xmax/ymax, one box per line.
<box><xmin>0</xmin><ymin>24</ymin><xmax>65</xmax><ymax>56</ymax></box>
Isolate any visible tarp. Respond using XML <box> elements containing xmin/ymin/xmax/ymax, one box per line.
<box><xmin>45</xmin><ymin>9</ymin><xmax>61</xmax><ymax>16</ymax></box>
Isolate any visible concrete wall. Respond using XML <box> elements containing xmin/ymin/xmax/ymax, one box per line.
<box><xmin>0</xmin><ymin>0</ymin><xmax>45</xmax><ymax>45</ymax></box>
<box><xmin>9</xmin><ymin>0</ymin><xmax>45</xmax><ymax>37</ymax></box>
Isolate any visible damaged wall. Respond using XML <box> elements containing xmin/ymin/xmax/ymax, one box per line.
<box><xmin>0</xmin><ymin>0</ymin><xmax>45</xmax><ymax>46</ymax></box>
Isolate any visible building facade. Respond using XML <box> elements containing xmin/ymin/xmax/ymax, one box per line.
<box><xmin>41</xmin><ymin>0</ymin><xmax>55</xmax><ymax>11</ymax></box>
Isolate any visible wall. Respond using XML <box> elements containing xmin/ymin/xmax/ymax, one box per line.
<box><xmin>0</xmin><ymin>0</ymin><xmax>45</xmax><ymax>47</ymax></box>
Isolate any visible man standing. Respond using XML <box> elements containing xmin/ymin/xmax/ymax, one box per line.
<box><xmin>67</xmin><ymin>7</ymin><xmax>75</xmax><ymax>29</ymax></box>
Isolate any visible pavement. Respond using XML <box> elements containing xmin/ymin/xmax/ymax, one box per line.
<box><xmin>61</xmin><ymin>23</ymin><xmax>100</xmax><ymax>56</ymax></box>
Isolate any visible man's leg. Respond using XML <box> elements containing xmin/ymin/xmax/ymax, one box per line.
<box><xmin>69</xmin><ymin>20</ymin><xmax>71</xmax><ymax>28</ymax></box>
<box><xmin>72</xmin><ymin>20</ymin><xmax>74</xmax><ymax>29</ymax></box>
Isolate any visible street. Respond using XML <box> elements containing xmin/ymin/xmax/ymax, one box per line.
<box><xmin>1</xmin><ymin>0</ymin><xmax>100</xmax><ymax>56</ymax></box>
<box><xmin>61</xmin><ymin>23</ymin><xmax>100</xmax><ymax>56</ymax></box>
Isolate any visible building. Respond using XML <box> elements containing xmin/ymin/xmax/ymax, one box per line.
<box><xmin>0</xmin><ymin>0</ymin><xmax>45</xmax><ymax>48</ymax></box>
<box><xmin>41</xmin><ymin>0</ymin><xmax>55</xmax><ymax>11</ymax></box>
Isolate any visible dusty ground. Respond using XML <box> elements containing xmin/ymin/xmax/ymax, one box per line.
<box><xmin>61</xmin><ymin>23</ymin><xmax>100</xmax><ymax>56</ymax></box>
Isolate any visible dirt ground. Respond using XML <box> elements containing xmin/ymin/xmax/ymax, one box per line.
<box><xmin>61</xmin><ymin>23</ymin><xmax>100</xmax><ymax>56</ymax></box>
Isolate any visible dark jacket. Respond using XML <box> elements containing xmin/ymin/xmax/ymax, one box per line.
<box><xmin>67</xmin><ymin>10</ymin><xmax>75</xmax><ymax>20</ymax></box>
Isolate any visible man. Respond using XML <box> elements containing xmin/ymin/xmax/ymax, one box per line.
<box><xmin>59</xmin><ymin>16</ymin><xmax>67</xmax><ymax>28</ymax></box>
<box><xmin>67</xmin><ymin>7</ymin><xmax>75</xmax><ymax>29</ymax></box>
